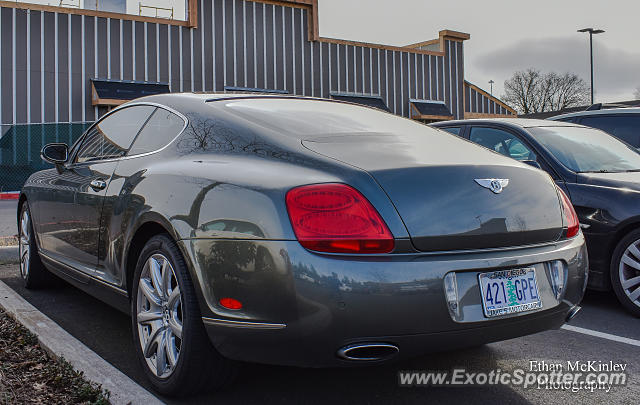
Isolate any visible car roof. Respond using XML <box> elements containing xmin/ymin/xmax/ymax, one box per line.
<box><xmin>126</xmin><ymin>92</ymin><xmax>383</xmax><ymax>116</ymax></box>
<box><xmin>549</xmin><ymin>107</ymin><xmax>640</xmax><ymax>120</ymax></box>
<box><xmin>431</xmin><ymin>118</ymin><xmax>582</xmax><ymax>129</ymax></box>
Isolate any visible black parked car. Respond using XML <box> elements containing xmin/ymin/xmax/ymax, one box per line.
<box><xmin>433</xmin><ymin>119</ymin><xmax>640</xmax><ymax>317</ymax></box>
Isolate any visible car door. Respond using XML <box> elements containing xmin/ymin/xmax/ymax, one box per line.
<box><xmin>467</xmin><ymin>125</ymin><xmax>569</xmax><ymax>192</ymax></box>
<box><xmin>36</xmin><ymin>105</ymin><xmax>156</xmax><ymax>277</ymax></box>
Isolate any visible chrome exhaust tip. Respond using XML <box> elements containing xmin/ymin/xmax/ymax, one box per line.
<box><xmin>337</xmin><ymin>343</ymin><xmax>399</xmax><ymax>361</ymax></box>
<box><xmin>566</xmin><ymin>305</ymin><xmax>581</xmax><ymax>322</ymax></box>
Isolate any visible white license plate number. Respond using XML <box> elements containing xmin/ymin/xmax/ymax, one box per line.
<box><xmin>478</xmin><ymin>268</ymin><xmax>542</xmax><ymax>318</ymax></box>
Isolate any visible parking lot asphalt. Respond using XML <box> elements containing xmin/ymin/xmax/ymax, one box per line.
<box><xmin>0</xmin><ymin>263</ymin><xmax>638</xmax><ymax>404</ymax></box>
<box><xmin>0</xmin><ymin>200</ymin><xmax>18</xmax><ymax>237</ymax></box>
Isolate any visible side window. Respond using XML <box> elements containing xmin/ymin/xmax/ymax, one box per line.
<box><xmin>440</xmin><ymin>127</ymin><xmax>462</xmax><ymax>136</ymax></box>
<box><xmin>75</xmin><ymin>105</ymin><xmax>155</xmax><ymax>163</ymax></box>
<box><xmin>127</xmin><ymin>108</ymin><xmax>185</xmax><ymax>155</ymax></box>
<box><xmin>580</xmin><ymin>115</ymin><xmax>640</xmax><ymax>147</ymax></box>
<box><xmin>469</xmin><ymin>127</ymin><xmax>536</xmax><ymax>161</ymax></box>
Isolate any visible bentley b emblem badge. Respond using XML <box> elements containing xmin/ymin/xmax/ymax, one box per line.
<box><xmin>475</xmin><ymin>178</ymin><xmax>509</xmax><ymax>194</ymax></box>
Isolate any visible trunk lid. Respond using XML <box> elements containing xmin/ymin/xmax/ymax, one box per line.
<box><xmin>303</xmin><ymin>132</ymin><xmax>564</xmax><ymax>251</ymax></box>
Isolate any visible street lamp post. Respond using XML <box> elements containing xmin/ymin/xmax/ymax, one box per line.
<box><xmin>488</xmin><ymin>80</ymin><xmax>494</xmax><ymax>96</ymax></box>
<box><xmin>578</xmin><ymin>28</ymin><xmax>605</xmax><ymax>105</ymax></box>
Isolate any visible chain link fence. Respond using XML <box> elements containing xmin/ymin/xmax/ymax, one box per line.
<box><xmin>0</xmin><ymin>123</ymin><xmax>93</xmax><ymax>193</ymax></box>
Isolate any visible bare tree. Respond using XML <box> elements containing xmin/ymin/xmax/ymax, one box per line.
<box><xmin>502</xmin><ymin>69</ymin><xmax>590</xmax><ymax>114</ymax></box>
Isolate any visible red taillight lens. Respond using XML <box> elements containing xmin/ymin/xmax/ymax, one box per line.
<box><xmin>556</xmin><ymin>186</ymin><xmax>579</xmax><ymax>238</ymax></box>
<box><xmin>286</xmin><ymin>184</ymin><xmax>394</xmax><ymax>253</ymax></box>
<box><xmin>219</xmin><ymin>297</ymin><xmax>243</xmax><ymax>310</ymax></box>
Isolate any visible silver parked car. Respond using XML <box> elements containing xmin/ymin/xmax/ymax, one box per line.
<box><xmin>18</xmin><ymin>94</ymin><xmax>588</xmax><ymax>396</ymax></box>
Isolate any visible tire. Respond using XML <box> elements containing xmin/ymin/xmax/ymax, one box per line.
<box><xmin>18</xmin><ymin>202</ymin><xmax>51</xmax><ymax>289</ymax></box>
<box><xmin>610</xmin><ymin>229</ymin><xmax>640</xmax><ymax>317</ymax></box>
<box><xmin>130</xmin><ymin>234</ymin><xmax>237</xmax><ymax>396</ymax></box>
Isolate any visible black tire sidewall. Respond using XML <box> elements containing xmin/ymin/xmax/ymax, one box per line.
<box><xmin>19</xmin><ymin>202</ymin><xmax>47</xmax><ymax>288</ymax></box>
<box><xmin>611</xmin><ymin>229</ymin><xmax>640</xmax><ymax>317</ymax></box>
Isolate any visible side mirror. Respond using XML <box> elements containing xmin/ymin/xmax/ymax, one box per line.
<box><xmin>522</xmin><ymin>160</ymin><xmax>542</xmax><ymax>169</ymax></box>
<box><xmin>41</xmin><ymin>143</ymin><xmax>69</xmax><ymax>165</ymax></box>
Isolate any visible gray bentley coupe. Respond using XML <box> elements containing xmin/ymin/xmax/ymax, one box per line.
<box><xmin>18</xmin><ymin>94</ymin><xmax>588</xmax><ymax>396</ymax></box>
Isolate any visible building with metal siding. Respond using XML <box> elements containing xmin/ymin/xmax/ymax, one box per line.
<box><xmin>0</xmin><ymin>0</ymin><xmax>515</xmax><ymax>125</ymax></box>
<box><xmin>0</xmin><ymin>0</ymin><xmax>515</xmax><ymax>191</ymax></box>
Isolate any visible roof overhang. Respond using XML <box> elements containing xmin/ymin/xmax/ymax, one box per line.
<box><xmin>330</xmin><ymin>92</ymin><xmax>390</xmax><ymax>112</ymax></box>
<box><xmin>91</xmin><ymin>79</ymin><xmax>170</xmax><ymax>107</ymax></box>
<box><xmin>409</xmin><ymin>99</ymin><xmax>453</xmax><ymax>121</ymax></box>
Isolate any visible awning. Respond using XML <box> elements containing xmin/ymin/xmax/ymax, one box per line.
<box><xmin>91</xmin><ymin>79</ymin><xmax>170</xmax><ymax>106</ymax></box>
<box><xmin>330</xmin><ymin>93</ymin><xmax>390</xmax><ymax>112</ymax></box>
<box><xmin>410</xmin><ymin>99</ymin><xmax>453</xmax><ymax>120</ymax></box>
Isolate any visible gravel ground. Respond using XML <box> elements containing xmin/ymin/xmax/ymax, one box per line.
<box><xmin>0</xmin><ymin>309</ymin><xmax>110</xmax><ymax>404</ymax></box>
<box><xmin>0</xmin><ymin>237</ymin><xmax>17</xmax><ymax>247</ymax></box>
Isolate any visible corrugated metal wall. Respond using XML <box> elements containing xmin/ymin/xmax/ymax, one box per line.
<box><xmin>0</xmin><ymin>0</ymin><xmax>469</xmax><ymax>125</ymax></box>
<box><xmin>465</xmin><ymin>83</ymin><xmax>513</xmax><ymax>116</ymax></box>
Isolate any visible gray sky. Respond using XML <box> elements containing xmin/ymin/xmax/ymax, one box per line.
<box><xmin>317</xmin><ymin>0</ymin><xmax>640</xmax><ymax>103</ymax></box>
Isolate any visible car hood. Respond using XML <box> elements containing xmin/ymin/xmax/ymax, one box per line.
<box><xmin>577</xmin><ymin>171</ymin><xmax>640</xmax><ymax>192</ymax></box>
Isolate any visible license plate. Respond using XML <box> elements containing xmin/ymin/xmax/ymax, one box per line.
<box><xmin>478</xmin><ymin>268</ymin><xmax>542</xmax><ymax>318</ymax></box>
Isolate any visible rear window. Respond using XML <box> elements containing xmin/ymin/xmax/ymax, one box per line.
<box><xmin>579</xmin><ymin>115</ymin><xmax>640</xmax><ymax>147</ymax></box>
<box><xmin>216</xmin><ymin>98</ymin><xmax>435</xmax><ymax>139</ymax></box>
<box><xmin>128</xmin><ymin>108</ymin><xmax>185</xmax><ymax>155</ymax></box>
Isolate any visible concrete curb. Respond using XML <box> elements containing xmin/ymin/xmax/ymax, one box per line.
<box><xmin>0</xmin><ymin>246</ymin><xmax>19</xmax><ymax>264</ymax></box>
<box><xmin>0</xmin><ymin>279</ymin><xmax>163</xmax><ymax>405</ymax></box>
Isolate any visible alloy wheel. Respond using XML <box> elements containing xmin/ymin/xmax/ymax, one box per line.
<box><xmin>619</xmin><ymin>238</ymin><xmax>640</xmax><ymax>308</ymax></box>
<box><xmin>19</xmin><ymin>209</ymin><xmax>30</xmax><ymax>280</ymax></box>
<box><xmin>136</xmin><ymin>253</ymin><xmax>184</xmax><ymax>379</ymax></box>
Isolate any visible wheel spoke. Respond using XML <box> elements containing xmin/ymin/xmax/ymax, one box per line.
<box><xmin>168</xmin><ymin>316</ymin><xmax>183</xmax><ymax>339</ymax></box>
<box><xmin>156</xmin><ymin>331</ymin><xmax>168</xmax><ymax>376</ymax></box>
<box><xmin>149</xmin><ymin>257</ymin><xmax>165</xmax><ymax>300</ymax></box>
<box><xmin>622</xmin><ymin>275</ymin><xmax>640</xmax><ymax>290</ymax></box>
<box><xmin>165</xmin><ymin>334</ymin><xmax>178</xmax><ymax>368</ymax></box>
<box><xmin>161</xmin><ymin>258</ymin><xmax>172</xmax><ymax>298</ymax></box>
<box><xmin>621</xmin><ymin>254</ymin><xmax>640</xmax><ymax>271</ymax></box>
<box><xmin>143</xmin><ymin>325</ymin><xmax>166</xmax><ymax>358</ymax></box>
<box><xmin>167</xmin><ymin>286</ymin><xmax>180</xmax><ymax>309</ymax></box>
<box><xmin>140</xmin><ymin>279</ymin><xmax>162</xmax><ymax>307</ymax></box>
<box><xmin>628</xmin><ymin>243</ymin><xmax>640</xmax><ymax>261</ymax></box>
<box><xmin>137</xmin><ymin>310</ymin><xmax>163</xmax><ymax>324</ymax></box>
<box><xmin>21</xmin><ymin>213</ymin><xmax>29</xmax><ymax>239</ymax></box>
<box><xmin>629</xmin><ymin>286</ymin><xmax>640</xmax><ymax>302</ymax></box>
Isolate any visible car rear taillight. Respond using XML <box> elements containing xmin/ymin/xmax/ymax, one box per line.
<box><xmin>286</xmin><ymin>184</ymin><xmax>394</xmax><ymax>254</ymax></box>
<box><xmin>556</xmin><ymin>186</ymin><xmax>579</xmax><ymax>238</ymax></box>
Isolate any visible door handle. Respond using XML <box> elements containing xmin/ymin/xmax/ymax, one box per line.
<box><xmin>90</xmin><ymin>179</ymin><xmax>107</xmax><ymax>191</ymax></box>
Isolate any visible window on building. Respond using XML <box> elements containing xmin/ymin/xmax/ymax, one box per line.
<box><xmin>580</xmin><ymin>115</ymin><xmax>640</xmax><ymax>148</ymax></box>
<box><xmin>20</xmin><ymin>0</ymin><xmax>189</xmax><ymax>22</ymax></box>
<box><xmin>128</xmin><ymin>108</ymin><xmax>185</xmax><ymax>155</ymax></box>
<box><xmin>469</xmin><ymin>127</ymin><xmax>536</xmax><ymax>162</ymax></box>
<box><xmin>75</xmin><ymin>105</ymin><xmax>155</xmax><ymax>163</ymax></box>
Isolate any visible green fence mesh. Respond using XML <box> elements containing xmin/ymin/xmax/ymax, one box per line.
<box><xmin>0</xmin><ymin>123</ymin><xmax>93</xmax><ymax>192</ymax></box>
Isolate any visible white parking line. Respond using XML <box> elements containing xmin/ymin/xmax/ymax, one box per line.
<box><xmin>561</xmin><ymin>324</ymin><xmax>640</xmax><ymax>348</ymax></box>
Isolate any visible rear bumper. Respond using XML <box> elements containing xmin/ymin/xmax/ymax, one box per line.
<box><xmin>179</xmin><ymin>234</ymin><xmax>588</xmax><ymax>367</ymax></box>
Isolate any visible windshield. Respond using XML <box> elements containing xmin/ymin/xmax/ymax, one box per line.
<box><xmin>528</xmin><ymin>126</ymin><xmax>640</xmax><ymax>173</ymax></box>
